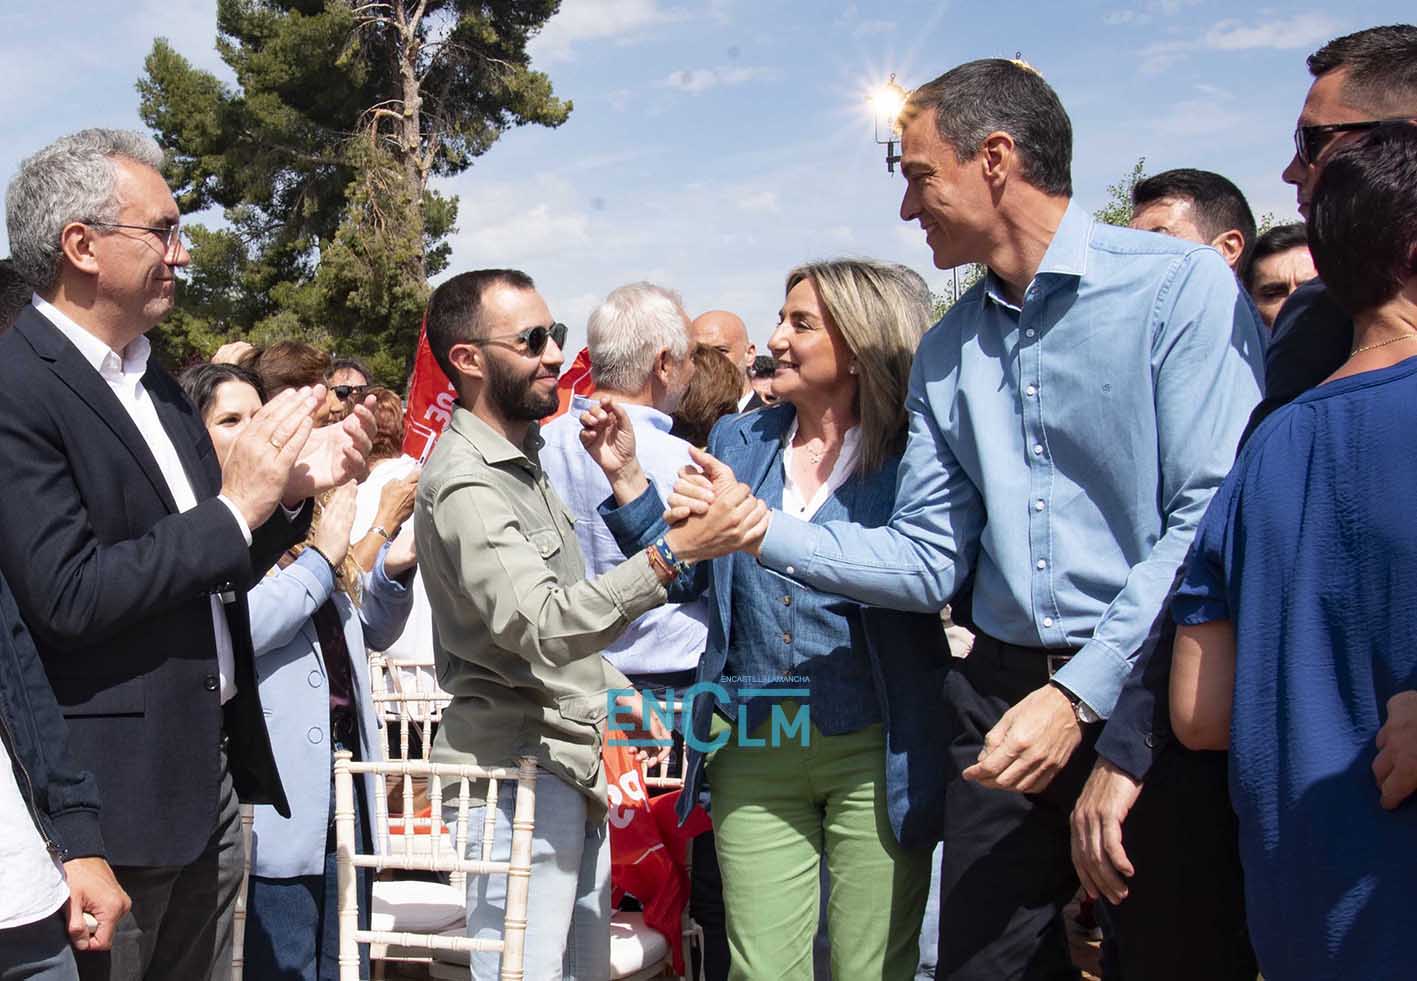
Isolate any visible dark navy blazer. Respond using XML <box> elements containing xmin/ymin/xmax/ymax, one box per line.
<box><xmin>602</xmin><ymin>403</ymin><xmax>951</xmax><ymax>849</ymax></box>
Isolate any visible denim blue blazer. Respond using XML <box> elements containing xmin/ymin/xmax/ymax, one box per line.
<box><xmin>602</xmin><ymin>403</ymin><xmax>950</xmax><ymax>849</ymax></box>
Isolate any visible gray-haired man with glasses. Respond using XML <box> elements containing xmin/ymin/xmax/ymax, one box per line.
<box><xmin>0</xmin><ymin>127</ymin><xmax>378</xmax><ymax>981</ymax></box>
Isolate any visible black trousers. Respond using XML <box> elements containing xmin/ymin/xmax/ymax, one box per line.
<box><xmin>77</xmin><ymin>742</ymin><xmax>243</xmax><ymax>981</ymax></box>
<box><xmin>1100</xmin><ymin>745</ymin><xmax>1257</xmax><ymax>981</ymax></box>
<box><xmin>936</xmin><ymin>635</ymin><xmax>1098</xmax><ymax>981</ymax></box>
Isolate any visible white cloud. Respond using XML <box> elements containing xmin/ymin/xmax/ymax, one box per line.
<box><xmin>736</xmin><ymin>190</ymin><xmax>779</xmax><ymax>213</ymax></box>
<box><xmin>854</xmin><ymin>19</ymin><xmax>897</xmax><ymax>37</ymax></box>
<box><xmin>529</xmin><ymin>0</ymin><xmax>684</xmax><ymax>64</ymax></box>
<box><xmin>1204</xmin><ymin>12</ymin><xmax>1343</xmax><ymax>51</ymax></box>
<box><xmin>1147</xmin><ymin>98</ymin><xmax>1249</xmax><ymax>138</ymax></box>
<box><xmin>660</xmin><ymin>65</ymin><xmax>776</xmax><ymax>94</ymax></box>
<box><xmin>1135</xmin><ymin>10</ymin><xmax>1345</xmax><ymax>73</ymax></box>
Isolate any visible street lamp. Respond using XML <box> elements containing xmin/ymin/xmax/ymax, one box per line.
<box><xmin>870</xmin><ymin>74</ymin><xmax>908</xmax><ymax>173</ymax></box>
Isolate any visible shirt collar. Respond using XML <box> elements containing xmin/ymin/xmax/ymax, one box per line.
<box><xmin>449</xmin><ymin>404</ymin><xmax>542</xmax><ymax>469</ymax></box>
<box><xmin>31</xmin><ymin>294</ymin><xmax>151</xmax><ymax>382</ymax></box>
<box><xmin>568</xmin><ymin>393</ymin><xmax>672</xmax><ymax>433</ymax></box>
<box><xmin>980</xmin><ymin>199</ymin><xmax>1093</xmax><ymax>311</ymax></box>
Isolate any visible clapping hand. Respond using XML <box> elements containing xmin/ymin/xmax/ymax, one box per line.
<box><xmin>221</xmin><ymin>387</ymin><xmax>321</xmax><ymax>529</ymax></box>
<box><xmin>284</xmin><ymin>392</ymin><xmax>377</xmax><ymax>506</ymax></box>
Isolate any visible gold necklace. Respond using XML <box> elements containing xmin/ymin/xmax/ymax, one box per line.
<box><xmin>1349</xmin><ymin>332</ymin><xmax>1417</xmax><ymax>357</ymax></box>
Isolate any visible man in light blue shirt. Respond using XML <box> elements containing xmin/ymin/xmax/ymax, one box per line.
<box><xmin>682</xmin><ymin>60</ymin><xmax>1264</xmax><ymax>978</ymax></box>
<box><xmin>541</xmin><ymin>282</ymin><xmax>708</xmax><ymax>692</ymax></box>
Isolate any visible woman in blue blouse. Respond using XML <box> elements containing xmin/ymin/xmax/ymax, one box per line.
<box><xmin>1169</xmin><ymin>125</ymin><xmax>1417</xmax><ymax>980</ymax></box>
<box><xmin>584</xmin><ymin>259</ymin><xmax>947</xmax><ymax>979</ymax></box>
<box><xmin>180</xmin><ymin>364</ymin><xmax>416</xmax><ymax>981</ymax></box>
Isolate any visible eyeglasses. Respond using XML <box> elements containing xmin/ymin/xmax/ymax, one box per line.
<box><xmin>1293</xmin><ymin>119</ymin><xmax>1411</xmax><ymax>166</ymax></box>
<box><xmin>331</xmin><ymin>384</ymin><xmax>369</xmax><ymax>400</ymax></box>
<box><xmin>472</xmin><ymin>322</ymin><xmax>568</xmax><ymax>357</ymax></box>
<box><xmin>87</xmin><ymin>220</ymin><xmax>185</xmax><ymax>256</ymax></box>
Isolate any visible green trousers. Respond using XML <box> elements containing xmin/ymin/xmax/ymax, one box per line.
<box><xmin>706</xmin><ymin>711</ymin><xmax>932</xmax><ymax>980</ymax></box>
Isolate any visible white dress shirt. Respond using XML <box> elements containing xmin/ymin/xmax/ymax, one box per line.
<box><xmin>33</xmin><ymin>296</ymin><xmax>249</xmax><ymax>704</ymax></box>
<box><xmin>780</xmin><ymin>417</ymin><xmax>862</xmax><ymax>522</ymax></box>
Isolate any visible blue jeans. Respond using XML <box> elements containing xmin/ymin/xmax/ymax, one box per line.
<box><xmin>444</xmin><ymin>768</ymin><xmax>610</xmax><ymax>981</ymax></box>
<box><xmin>244</xmin><ymin>748</ymin><xmax>371</xmax><ymax>981</ymax></box>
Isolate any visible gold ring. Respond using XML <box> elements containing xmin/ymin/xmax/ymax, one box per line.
<box><xmin>269</xmin><ymin>436</ymin><xmax>282</xmax><ymax>449</ymax></box>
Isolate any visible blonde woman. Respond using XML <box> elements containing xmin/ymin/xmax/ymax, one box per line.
<box><xmin>585</xmin><ymin>259</ymin><xmax>948</xmax><ymax>979</ymax></box>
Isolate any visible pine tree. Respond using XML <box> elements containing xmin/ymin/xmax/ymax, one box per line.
<box><xmin>138</xmin><ymin>0</ymin><xmax>571</xmax><ymax>383</ymax></box>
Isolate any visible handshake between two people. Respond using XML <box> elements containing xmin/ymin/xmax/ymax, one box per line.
<box><xmin>219</xmin><ymin>385</ymin><xmax>379</xmax><ymax>531</ymax></box>
<box><xmin>577</xmin><ymin>395</ymin><xmax>769</xmax><ymax>564</ymax></box>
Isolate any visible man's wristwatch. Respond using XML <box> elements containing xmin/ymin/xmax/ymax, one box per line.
<box><xmin>1049</xmin><ymin>680</ymin><xmax>1101</xmax><ymax>724</ymax></box>
<box><xmin>370</xmin><ymin>525</ymin><xmax>393</xmax><ymax>541</ymax></box>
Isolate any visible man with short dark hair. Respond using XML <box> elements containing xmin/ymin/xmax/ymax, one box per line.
<box><xmin>414</xmin><ymin>268</ymin><xmax>764</xmax><ymax>979</ymax></box>
<box><xmin>1130</xmin><ymin>168</ymin><xmax>1257</xmax><ymax>272</ymax></box>
<box><xmin>1072</xmin><ymin>22</ymin><xmax>1417</xmax><ymax>981</ymax></box>
<box><xmin>1243</xmin><ymin>223</ymin><xmax>1316</xmax><ymax>328</ymax></box>
<box><xmin>687</xmin><ymin>57</ymin><xmax>1264</xmax><ymax>979</ymax></box>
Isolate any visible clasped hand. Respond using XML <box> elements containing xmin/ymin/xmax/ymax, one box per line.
<box><xmin>577</xmin><ymin>397</ymin><xmax>768</xmax><ymax>562</ymax></box>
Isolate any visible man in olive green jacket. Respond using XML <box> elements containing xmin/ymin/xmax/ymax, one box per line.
<box><xmin>415</xmin><ymin>269</ymin><xmax>766</xmax><ymax>980</ymax></box>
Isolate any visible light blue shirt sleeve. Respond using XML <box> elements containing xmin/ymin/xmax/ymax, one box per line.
<box><xmin>762</xmin><ymin>228</ymin><xmax>1262</xmax><ymax>718</ymax></box>
<box><xmin>758</xmin><ymin>358</ymin><xmax>981</xmax><ymax>613</ymax></box>
<box><xmin>1050</xmin><ymin>252</ymin><xmax>1262</xmax><ymax>714</ymax></box>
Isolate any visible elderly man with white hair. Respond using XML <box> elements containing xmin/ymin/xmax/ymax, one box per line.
<box><xmin>540</xmin><ymin>281</ymin><xmax>707</xmax><ymax>696</ymax></box>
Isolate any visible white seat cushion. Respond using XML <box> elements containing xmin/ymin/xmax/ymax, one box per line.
<box><xmin>371</xmin><ymin>879</ymin><xmax>466</xmax><ymax>934</ymax></box>
<box><xmin>609</xmin><ymin>911</ymin><xmax>670</xmax><ymax>978</ymax></box>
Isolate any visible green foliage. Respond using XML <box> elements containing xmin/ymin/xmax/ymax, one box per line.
<box><xmin>1094</xmin><ymin>156</ymin><xmax>1147</xmax><ymax>228</ymax></box>
<box><xmin>138</xmin><ymin>0</ymin><xmax>571</xmax><ymax>386</ymax></box>
<box><xmin>931</xmin><ymin>263</ymin><xmax>987</xmax><ymax>320</ymax></box>
<box><xmin>1255</xmin><ymin>211</ymin><xmax>1281</xmax><ymax>237</ymax></box>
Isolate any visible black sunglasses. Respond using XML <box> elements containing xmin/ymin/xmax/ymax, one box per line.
<box><xmin>331</xmin><ymin>384</ymin><xmax>369</xmax><ymax>400</ymax></box>
<box><xmin>1293</xmin><ymin>119</ymin><xmax>1411</xmax><ymax>166</ymax></box>
<box><xmin>473</xmin><ymin>322</ymin><xmax>568</xmax><ymax>357</ymax></box>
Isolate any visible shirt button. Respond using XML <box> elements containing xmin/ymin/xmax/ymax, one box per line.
<box><xmin>1025</xmin><ymin>385</ymin><xmax>1037</xmax><ymax>397</ymax></box>
<box><xmin>785</xmin><ymin>565</ymin><xmax>796</xmax><ymax>575</ymax></box>
<box><xmin>1036</xmin><ymin>559</ymin><xmax>1047</xmax><ymax>570</ymax></box>
<box><xmin>1032</xmin><ymin>444</ymin><xmax>1044</xmax><ymax>456</ymax></box>
<box><xmin>308</xmin><ymin>670</ymin><xmax>322</xmax><ymax>688</ymax></box>
<box><xmin>783</xmin><ymin>632</ymin><xmax>793</xmax><ymax>644</ymax></box>
<box><xmin>1034</xmin><ymin>499</ymin><xmax>1045</xmax><ymax>511</ymax></box>
<box><xmin>308</xmin><ymin>727</ymin><xmax>324</xmax><ymax>745</ymax></box>
<box><xmin>203</xmin><ymin>674</ymin><xmax>218</xmax><ymax>692</ymax></box>
<box><xmin>782</xmin><ymin>595</ymin><xmax>792</xmax><ymax>607</ymax></box>
<box><xmin>1025</xmin><ymin>328</ymin><xmax>1036</xmax><ymax>338</ymax></box>
<box><xmin>1042</xmin><ymin>616</ymin><xmax>1055</xmax><ymax>628</ymax></box>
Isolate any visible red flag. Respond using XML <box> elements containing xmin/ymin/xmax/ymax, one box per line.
<box><xmin>604</xmin><ymin>742</ymin><xmax>709</xmax><ymax>974</ymax></box>
<box><xmin>401</xmin><ymin>315</ymin><xmax>458</xmax><ymax>463</ymax></box>
<box><xmin>546</xmin><ymin>345</ymin><xmax>597</xmax><ymax>422</ymax></box>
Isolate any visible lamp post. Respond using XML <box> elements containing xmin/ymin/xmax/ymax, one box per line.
<box><xmin>870</xmin><ymin>74</ymin><xmax>908</xmax><ymax>174</ymax></box>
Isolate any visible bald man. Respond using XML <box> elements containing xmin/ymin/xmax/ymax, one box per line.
<box><xmin>690</xmin><ymin>310</ymin><xmax>759</xmax><ymax>411</ymax></box>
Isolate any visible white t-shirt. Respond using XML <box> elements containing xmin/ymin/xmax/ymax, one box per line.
<box><xmin>0</xmin><ymin>736</ymin><xmax>69</xmax><ymax>929</ymax></box>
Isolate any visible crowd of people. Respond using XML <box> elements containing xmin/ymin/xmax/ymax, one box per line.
<box><xmin>0</xmin><ymin>19</ymin><xmax>1414</xmax><ymax>981</ymax></box>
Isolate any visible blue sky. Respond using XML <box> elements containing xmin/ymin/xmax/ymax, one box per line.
<box><xmin>1</xmin><ymin>1</ymin><xmax>1409</xmax><ymax>355</ymax></box>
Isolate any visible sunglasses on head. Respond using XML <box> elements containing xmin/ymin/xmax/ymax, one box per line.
<box><xmin>331</xmin><ymin>384</ymin><xmax>368</xmax><ymax>400</ymax></box>
<box><xmin>1293</xmin><ymin>118</ymin><xmax>1412</xmax><ymax>166</ymax></box>
<box><xmin>473</xmin><ymin>322</ymin><xmax>568</xmax><ymax>357</ymax></box>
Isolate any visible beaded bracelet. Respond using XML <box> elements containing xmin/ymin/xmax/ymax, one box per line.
<box><xmin>653</xmin><ymin>537</ymin><xmax>694</xmax><ymax>578</ymax></box>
